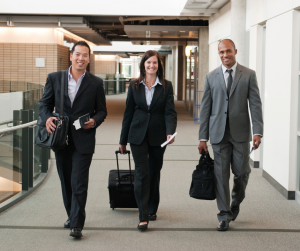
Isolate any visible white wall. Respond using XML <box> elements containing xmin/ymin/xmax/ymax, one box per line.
<box><xmin>262</xmin><ymin>10</ymin><xmax>300</xmax><ymax>191</ymax></box>
<box><xmin>0</xmin><ymin>92</ymin><xmax>23</xmax><ymax>125</ymax></box>
<box><xmin>209</xmin><ymin>2</ymin><xmax>231</xmax><ymax>45</ymax></box>
<box><xmin>247</xmin><ymin>0</ymin><xmax>300</xmax><ymax>28</ymax></box>
<box><xmin>209</xmin><ymin>2</ymin><xmax>231</xmax><ymax>71</ymax></box>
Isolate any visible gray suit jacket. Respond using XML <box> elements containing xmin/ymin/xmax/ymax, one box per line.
<box><xmin>199</xmin><ymin>63</ymin><xmax>263</xmax><ymax>144</ymax></box>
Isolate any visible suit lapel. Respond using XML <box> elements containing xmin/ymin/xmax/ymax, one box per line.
<box><xmin>150</xmin><ymin>84</ymin><xmax>163</xmax><ymax>110</ymax></box>
<box><xmin>74</xmin><ymin>71</ymin><xmax>91</xmax><ymax>102</ymax></box>
<box><xmin>217</xmin><ymin>65</ymin><xmax>227</xmax><ymax>96</ymax></box>
<box><xmin>230</xmin><ymin>63</ymin><xmax>242</xmax><ymax>97</ymax></box>
<box><xmin>63</xmin><ymin>70</ymin><xmax>71</xmax><ymax>108</ymax></box>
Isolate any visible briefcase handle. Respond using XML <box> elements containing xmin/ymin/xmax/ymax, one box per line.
<box><xmin>115</xmin><ymin>150</ymin><xmax>133</xmax><ymax>186</ymax></box>
<box><xmin>200</xmin><ymin>149</ymin><xmax>214</xmax><ymax>168</ymax></box>
<box><xmin>201</xmin><ymin>149</ymin><xmax>211</xmax><ymax>159</ymax></box>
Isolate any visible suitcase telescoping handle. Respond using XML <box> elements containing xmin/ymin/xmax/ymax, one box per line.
<box><xmin>115</xmin><ymin>150</ymin><xmax>133</xmax><ymax>186</ymax></box>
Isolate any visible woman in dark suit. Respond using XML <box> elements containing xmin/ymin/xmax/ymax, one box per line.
<box><xmin>119</xmin><ymin>50</ymin><xmax>177</xmax><ymax>231</ymax></box>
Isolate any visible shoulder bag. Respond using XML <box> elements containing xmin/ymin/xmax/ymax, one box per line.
<box><xmin>35</xmin><ymin>71</ymin><xmax>69</xmax><ymax>150</ymax></box>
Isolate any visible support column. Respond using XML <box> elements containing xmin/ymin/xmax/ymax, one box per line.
<box><xmin>249</xmin><ymin>24</ymin><xmax>264</xmax><ymax>168</ymax></box>
<box><xmin>198</xmin><ymin>27</ymin><xmax>209</xmax><ymax>92</ymax></box>
<box><xmin>177</xmin><ymin>45</ymin><xmax>184</xmax><ymax>101</ymax></box>
<box><xmin>172</xmin><ymin>46</ymin><xmax>178</xmax><ymax>96</ymax></box>
<box><xmin>231</xmin><ymin>0</ymin><xmax>247</xmax><ymax>65</ymax></box>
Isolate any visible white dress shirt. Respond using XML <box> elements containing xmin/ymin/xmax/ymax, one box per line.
<box><xmin>68</xmin><ymin>66</ymin><xmax>86</xmax><ymax>107</ymax></box>
<box><xmin>140</xmin><ymin>76</ymin><xmax>162</xmax><ymax>110</ymax></box>
<box><xmin>222</xmin><ymin>61</ymin><xmax>237</xmax><ymax>88</ymax></box>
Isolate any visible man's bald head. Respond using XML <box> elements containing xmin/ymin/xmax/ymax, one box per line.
<box><xmin>218</xmin><ymin>39</ymin><xmax>236</xmax><ymax>50</ymax></box>
<box><xmin>218</xmin><ymin>39</ymin><xmax>237</xmax><ymax>68</ymax></box>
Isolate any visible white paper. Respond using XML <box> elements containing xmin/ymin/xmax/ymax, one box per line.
<box><xmin>73</xmin><ymin>119</ymin><xmax>81</xmax><ymax>130</ymax></box>
<box><xmin>249</xmin><ymin>147</ymin><xmax>255</xmax><ymax>156</ymax></box>
<box><xmin>161</xmin><ymin>132</ymin><xmax>177</xmax><ymax>148</ymax></box>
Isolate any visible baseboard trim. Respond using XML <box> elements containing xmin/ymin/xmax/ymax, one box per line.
<box><xmin>249</xmin><ymin>158</ymin><xmax>260</xmax><ymax>168</ymax></box>
<box><xmin>262</xmin><ymin>170</ymin><xmax>295</xmax><ymax>200</ymax></box>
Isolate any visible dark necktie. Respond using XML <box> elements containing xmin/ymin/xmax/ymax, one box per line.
<box><xmin>226</xmin><ymin>69</ymin><xmax>233</xmax><ymax>96</ymax></box>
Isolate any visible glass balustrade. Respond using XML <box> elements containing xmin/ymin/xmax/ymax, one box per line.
<box><xmin>0</xmin><ymin>82</ymin><xmax>49</xmax><ymax>205</ymax></box>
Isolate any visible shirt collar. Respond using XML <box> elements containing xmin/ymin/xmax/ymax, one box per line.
<box><xmin>222</xmin><ymin>61</ymin><xmax>237</xmax><ymax>74</ymax></box>
<box><xmin>68</xmin><ymin>66</ymin><xmax>86</xmax><ymax>81</ymax></box>
<box><xmin>140</xmin><ymin>76</ymin><xmax>162</xmax><ymax>86</ymax></box>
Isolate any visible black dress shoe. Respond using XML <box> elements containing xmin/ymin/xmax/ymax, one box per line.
<box><xmin>70</xmin><ymin>228</ymin><xmax>82</xmax><ymax>238</ymax></box>
<box><xmin>217</xmin><ymin>221</ymin><xmax>229</xmax><ymax>231</ymax></box>
<box><xmin>230</xmin><ymin>205</ymin><xmax>240</xmax><ymax>221</ymax></box>
<box><xmin>149</xmin><ymin>215</ymin><xmax>157</xmax><ymax>221</ymax></box>
<box><xmin>64</xmin><ymin>219</ymin><xmax>70</xmax><ymax>228</ymax></box>
<box><xmin>137</xmin><ymin>222</ymin><xmax>148</xmax><ymax>231</ymax></box>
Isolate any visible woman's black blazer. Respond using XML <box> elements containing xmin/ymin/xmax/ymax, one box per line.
<box><xmin>119</xmin><ymin>80</ymin><xmax>177</xmax><ymax>146</ymax></box>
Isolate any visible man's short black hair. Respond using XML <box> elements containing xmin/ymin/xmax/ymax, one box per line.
<box><xmin>218</xmin><ymin>39</ymin><xmax>236</xmax><ymax>50</ymax></box>
<box><xmin>71</xmin><ymin>41</ymin><xmax>91</xmax><ymax>56</ymax></box>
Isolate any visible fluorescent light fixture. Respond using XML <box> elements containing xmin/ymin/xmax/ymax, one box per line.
<box><xmin>146</xmin><ymin>31</ymin><xmax>150</xmax><ymax>38</ymax></box>
<box><xmin>185</xmin><ymin>46</ymin><xmax>193</xmax><ymax>57</ymax></box>
<box><xmin>180</xmin><ymin>31</ymin><xmax>186</xmax><ymax>33</ymax></box>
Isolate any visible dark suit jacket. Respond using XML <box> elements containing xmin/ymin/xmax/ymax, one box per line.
<box><xmin>39</xmin><ymin>70</ymin><xmax>107</xmax><ymax>154</ymax></box>
<box><xmin>119</xmin><ymin>80</ymin><xmax>177</xmax><ymax>146</ymax></box>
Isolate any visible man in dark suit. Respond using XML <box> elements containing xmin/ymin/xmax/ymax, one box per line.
<box><xmin>198</xmin><ymin>39</ymin><xmax>263</xmax><ymax>231</ymax></box>
<box><xmin>39</xmin><ymin>41</ymin><xmax>107</xmax><ymax>238</ymax></box>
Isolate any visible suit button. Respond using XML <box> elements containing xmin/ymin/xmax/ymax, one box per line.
<box><xmin>226</xmin><ymin>99</ymin><xmax>228</xmax><ymax>101</ymax></box>
<box><xmin>225</xmin><ymin>112</ymin><xmax>227</xmax><ymax>114</ymax></box>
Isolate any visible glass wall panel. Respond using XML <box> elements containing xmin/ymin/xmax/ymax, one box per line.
<box><xmin>0</xmin><ymin>129</ymin><xmax>22</xmax><ymax>203</ymax></box>
<box><xmin>0</xmin><ymin>82</ymin><xmax>44</xmax><ymax>203</ymax></box>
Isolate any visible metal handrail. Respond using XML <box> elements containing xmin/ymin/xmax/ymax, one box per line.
<box><xmin>0</xmin><ymin>120</ymin><xmax>13</xmax><ymax>126</ymax></box>
<box><xmin>0</xmin><ymin>120</ymin><xmax>37</xmax><ymax>134</ymax></box>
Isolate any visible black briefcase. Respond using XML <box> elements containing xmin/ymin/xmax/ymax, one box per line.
<box><xmin>35</xmin><ymin>71</ymin><xmax>69</xmax><ymax>150</ymax></box>
<box><xmin>108</xmin><ymin>150</ymin><xmax>137</xmax><ymax>209</ymax></box>
<box><xmin>189</xmin><ymin>150</ymin><xmax>216</xmax><ymax>200</ymax></box>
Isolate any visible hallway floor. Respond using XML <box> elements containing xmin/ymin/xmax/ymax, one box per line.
<box><xmin>1</xmin><ymin>93</ymin><xmax>300</xmax><ymax>251</ymax></box>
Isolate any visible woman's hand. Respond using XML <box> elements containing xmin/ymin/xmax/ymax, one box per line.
<box><xmin>119</xmin><ymin>144</ymin><xmax>127</xmax><ymax>154</ymax></box>
<box><xmin>167</xmin><ymin>135</ymin><xmax>175</xmax><ymax>145</ymax></box>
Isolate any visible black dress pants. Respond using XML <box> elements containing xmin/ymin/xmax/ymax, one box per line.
<box><xmin>130</xmin><ymin>138</ymin><xmax>166</xmax><ymax>222</ymax></box>
<box><xmin>54</xmin><ymin>133</ymin><xmax>93</xmax><ymax>229</ymax></box>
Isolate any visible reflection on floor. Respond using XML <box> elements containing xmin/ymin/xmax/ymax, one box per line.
<box><xmin>0</xmin><ymin>191</ymin><xmax>19</xmax><ymax>203</ymax></box>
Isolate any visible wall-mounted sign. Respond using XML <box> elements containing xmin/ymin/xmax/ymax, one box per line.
<box><xmin>36</xmin><ymin>58</ymin><xmax>45</xmax><ymax>68</ymax></box>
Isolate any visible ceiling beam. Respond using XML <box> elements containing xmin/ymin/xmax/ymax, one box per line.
<box><xmin>124</xmin><ymin>25</ymin><xmax>202</xmax><ymax>32</ymax></box>
<box><xmin>111</xmin><ymin>37</ymin><xmax>198</xmax><ymax>42</ymax></box>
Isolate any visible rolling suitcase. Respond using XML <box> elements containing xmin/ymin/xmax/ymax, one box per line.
<box><xmin>108</xmin><ymin>150</ymin><xmax>137</xmax><ymax>209</ymax></box>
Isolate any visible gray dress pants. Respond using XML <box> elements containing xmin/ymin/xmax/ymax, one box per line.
<box><xmin>212</xmin><ymin>119</ymin><xmax>251</xmax><ymax>222</ymax></box>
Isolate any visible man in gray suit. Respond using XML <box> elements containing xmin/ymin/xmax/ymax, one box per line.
<box><xmin>198</xmin><ymin>39</ymin><xmax>263</xmax><ymax>231</ymax></box>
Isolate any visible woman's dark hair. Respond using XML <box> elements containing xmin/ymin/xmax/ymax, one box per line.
<box><xmin>133</xmin><ymin>50</ymin><xmax>165</xmax><ymax>90</ymax></box>
<box><xmin>71</xmin><ymin>41</ymin><xmax>91</xmax><ymax>56</ymax></box>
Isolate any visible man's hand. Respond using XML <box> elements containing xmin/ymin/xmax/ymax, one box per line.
<box><xmin>83</xmin><ymin>118</ymin><xmax>95</xmax><ymax>129</ymax></box>
<box><xmin>119</xmin><ymin>145</ymin><xmax>127</xmax><ymax>154</ymax></box>
<box><xmin>198</xmin><ymin>141</ymin><xmax>208</xmax><ymax>154</ymax></box>
<box><xmin>167</xmin><ymin>134</ymin><xmax>175</xmax><ymax>145</ymax></box>
<box><xmin>46</xmin><ymin>117</ymin><xmax>57</xmax><ymax>134</ymax></box>
<box><xmin>253</xmin><ymin>135</ymin><xmax>262</xmax><ymax>149</ymax></box>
